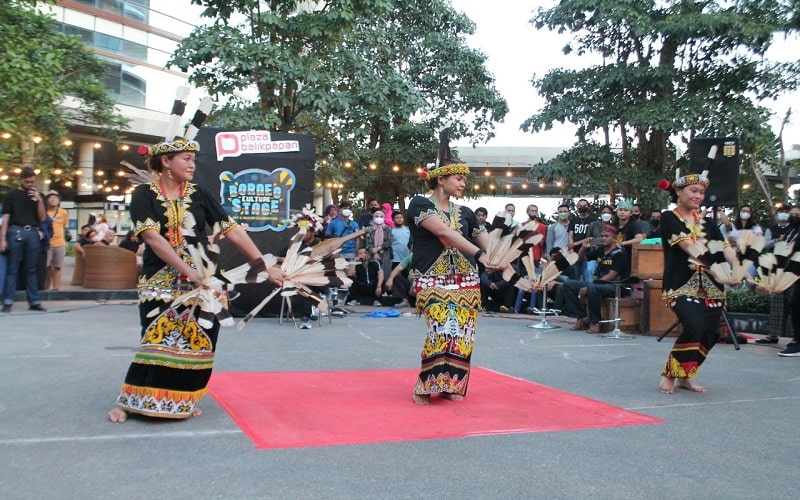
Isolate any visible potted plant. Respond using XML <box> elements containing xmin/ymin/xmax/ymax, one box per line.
<box><xmin>725</xmin><ymin>286</ymin><xmax>771</xmax><ymax>335</ymax></box>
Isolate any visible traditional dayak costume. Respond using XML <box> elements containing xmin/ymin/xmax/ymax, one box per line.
<box><xmin>112</xmin><ymin>89</ymin><xmax>236</xmax><ymax>418</ymax></box>
<box><xmin>407</xmin><ymin>131</ymin><xmax>486</xmax><ymax>398</ymax></box>
<box><xmin>658</xmin><ymin>172</ymin><xmax>728</xmax><ymax>380</ymax></box>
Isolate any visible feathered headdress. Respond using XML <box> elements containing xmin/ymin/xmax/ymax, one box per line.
<box><xmin>657</xmin><ymin>169</ymin><xmax>710</xmax><ymax>195</ymax></box>
<box><xmin>137</xmin><ymin>86</ymin><xmax>213</xmax><ymax>157</ymax></box>
<box><xmin>419</xmin><ymin>128</ymin><xmax>470</xmax><ymax>180</ymax></box>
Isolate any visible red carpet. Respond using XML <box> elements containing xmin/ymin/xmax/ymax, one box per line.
<box><xmin>208</xmin><ymin>367</ymin><xmax>663</xmax><ymax>449</ymax></box>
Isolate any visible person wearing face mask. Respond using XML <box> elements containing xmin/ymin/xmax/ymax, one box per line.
<box><xmin>545</xmin><ymin>204</ymin><xmax>571</xmax><ymax>257</ymax></box>
<box><xmin>585</xmin><ymin>205</ymin><xmax>614</xmax><ymax>281</ymax></box>
<box><xmin>727</xmin><ymin>204</ymin><xmax>763</xmax><ymax>244</ymax></box>
<box><xmin>764</xmin><ymin>205</ymin><xmax>792</xmax><ymax>250</ymax></box>
<box><xmin>568</xmin><ymin>199</ymin><xmax>597</xmax><ymax>282</ymax></box>
<box><xmin>325</xmin><ymin>201</ymin><xmax>360</xmax><ymax>259</ymax></box>
<box><xmin>754</xmin><ymin>204</ymin><xmax>800</xmax><ymax>350</ymax></box>
<box><xmin>358</xmin><ymin>198</ymin><xmax>381</xmax><ymax>228</ymax></box>
<box><xmin>365</xmin><ymin>209</ymin><xmax>393</xmax><ymax>293</ymax></box>
<box><xmin>647</xmin><ymin>210</ymin><xmax>662</xmax><ymax>239</ymax></box>
<box><xmin>633</xmin><ymin>203</ymin><xmax>652</xmax><ymax>236</ymax></box>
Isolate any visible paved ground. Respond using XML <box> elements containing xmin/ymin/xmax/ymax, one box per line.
<box><xmin>1</xmin><ymin>257</ymin><xmax>798</xmax><ymax>499</ymax></box>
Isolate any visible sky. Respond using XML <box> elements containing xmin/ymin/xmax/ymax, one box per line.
<box><xmin>452</xmin><ymin>0</ymin><xmax>800</xmax><ymax>150</ymax></box>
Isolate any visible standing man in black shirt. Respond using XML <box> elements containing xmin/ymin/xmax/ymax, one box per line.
<box><xmin>1</xmin><ymin>167</ymin><xmax>47</xmax><ymax>312</ymax></box>
<box><xmin>568</xmin><ymin>198</ymin><xmax>597</xmax><ymax>282</ymax></box>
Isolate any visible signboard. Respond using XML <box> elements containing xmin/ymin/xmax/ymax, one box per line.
<box><xmin>194</xmin><ymin>128</ymin><xmax>315</xmax><ymax>316</ymax></box>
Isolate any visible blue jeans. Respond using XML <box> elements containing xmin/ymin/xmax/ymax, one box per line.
<box><xmin>3</xmin><ymin>227</ymin><xmax>41</xmax><ymax>306</ymax></box>
<box><xmin>584</xmin><ymin>260</ymin><xmax>598</xmax><ymax>283</ymax></box>
<box><xmin>514</xmin><ymin>288</ymin><xmax>539</xmax><ymax>312</ymax></box>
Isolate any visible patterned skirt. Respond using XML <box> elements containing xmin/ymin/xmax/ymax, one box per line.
<box><xmin>114</xmin><ymin>301</ymin><xmax>218</xmax><ymax>419</ymax></box>
<box><xmin>662</xmin><ymin>296</ymin><xmax>722</xmax><ymax>379</ymax></box>
<box><xmin>413</xmin><ymin>272</ymin><xmax>481</xmax><ymax>396</ymax></box>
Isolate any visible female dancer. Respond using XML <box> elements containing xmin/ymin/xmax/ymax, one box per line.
<box><xmin>108</xmin><ymin>137</ymin><xmax>284</xmax><ymax>422</ymax></box>
<box><xmin>659</xmin><ymin>172</ymin><xmax>738</xmax><ymax>394</ymax></box>
<box><xmin>406</xmin><ymin>136</ymin><xmax>492</xmax><ymax>404</ymax></box>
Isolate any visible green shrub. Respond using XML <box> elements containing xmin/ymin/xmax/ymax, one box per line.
<box><xmin>725</xmin><ymin>286</ymin><xmax>770</xmax><ymax>314</ymax></box>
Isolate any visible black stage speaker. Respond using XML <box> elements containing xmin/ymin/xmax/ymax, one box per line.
<box><xmin>688</xmin><ymin>137</ymin><xmax>739</xmax><ymax>206</ymax></box>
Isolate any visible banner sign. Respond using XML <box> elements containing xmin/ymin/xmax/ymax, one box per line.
<box><xmin>219</xmin><ymin>167</ymin><xmax>296</xmax><ymax>232</ymax></box>
<box><xmin>214</xmin><ymin>130</ymin><xmax>300</xmax><ymax>161</ymax></box>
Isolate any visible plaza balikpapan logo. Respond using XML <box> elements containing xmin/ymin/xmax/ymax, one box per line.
<box><xmin>219</xmin><ymin>168</ymin><xmax>296</xmax><ymax>232</ymax></box>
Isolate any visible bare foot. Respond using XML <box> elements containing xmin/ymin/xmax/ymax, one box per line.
<box><xmin>676</xmin><ymin>378</ymin><xmax>706</xmax><ymax>392</ymax></box>
<box><xmin>191</xmin><ymin>407</ymin><xmax>202</xmax><ymax>417</ymax></box>
<box><xmin>412</xmin><ymin>394</ymin><xmax>430</xmax><ymax>405</ymax></box>
<box><xmin>440</xmin><ymin>393</ymin><xmax>464</xmax><ymax>401</ymax></box>
<box><xmin>659</xmin><ymin>375</ymin><xmax>675</xmax><ymax>394</ymax></box>
<box><xmin>108</xmin><ymin>407</ymin><xmax>127</xmax><ymax>423</ymax></box>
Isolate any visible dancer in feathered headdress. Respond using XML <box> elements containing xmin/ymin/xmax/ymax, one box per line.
<box><xmin>108</xmin><ymin>87</ymin><xmax>286</xmax><ymax>423</ymax></box>
<box><xmin>403</xmin><ymin>128</ymin><xmax>504</xmax><ymax>405</ymax></box>
<box><xmin>655</xmin><ymin>168</ymin><xmax>740</xmax><ymax>394</ymax></box>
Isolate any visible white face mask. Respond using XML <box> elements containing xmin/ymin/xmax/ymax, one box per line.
<box><xmin>601</xmin><ymin>213</ymin><xmax>612</xmax><ymax>222</ymax></box>
<box><xmin>341</xmin><ymin>209</ymin><xmax>352</xmax><ymax>217</ymax></box>
<box><xmin>373</xmin><ymin>217</ymin><xmax>384</xmax><ymax>225</ymax></box>
<box><xmin>739</xmin><ymin>211</ymin><xmax>751</xmax><ymax>220</ymax></box>
<box><xmin>777</xmin><ymin>212</ymin><xmax>790</xmax><ymax>222</ymax></box>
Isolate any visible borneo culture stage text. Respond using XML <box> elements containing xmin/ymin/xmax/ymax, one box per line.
<box><xmin>219</xmin><ymin>167</ymin><xmax>296</xmax><ymax>232</ymax></box>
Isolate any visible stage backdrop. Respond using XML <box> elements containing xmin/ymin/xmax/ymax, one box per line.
<box><xmin>194</xmin><ymin>128</ymin><xmax>315</xmax><ymax>316</ymax></box>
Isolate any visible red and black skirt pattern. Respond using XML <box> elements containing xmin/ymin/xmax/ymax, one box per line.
<box><xmin>114</xmin><ymin>303</ymin><xmax>217</xmax><ymax>419</ymax></box>
<box><xmin>413</xmin><ymin>271</ymin><xmax>481</xmax><ymax>397</ymax></box>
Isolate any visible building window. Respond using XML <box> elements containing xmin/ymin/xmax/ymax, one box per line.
<box><xmin>61</xmin><ymin>24</ymin><xmax>148</xmax><ymax>61</ymax></box>
<box><xmin>102</xmin><ymin>61</ymin><xmax>146</xmax><ymax>107</ymax></box>
<box><xmin>71</xmin><ymin>0</ymin><xmax>150</xmax><ymax>24</ymax></box>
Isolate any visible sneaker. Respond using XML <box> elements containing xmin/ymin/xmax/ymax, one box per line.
<box><xmin>499</xmin><ymin>305</ymin><xmax>511</xmax><ymax>313</ymax></box>
<box><xmin>1</xmin><ymin>305</ymin><xmax>11</xmax><ymax>313</ymax></box>
<box><xmin>524</xmin><ymin>307</ymin><xmax>537</xmax><ymax>315</ymax></box>
<box><xmin>755</xmin><ymin>336</ymin><xmax>779</xmax><ymax>344</ymax></box>
<box><xmin>373</xmin><ymin>300</ymin><xmax>382</xmax><ymax>306</ymax></box>
<box><xmin>347</xmin><ymin>300</ymin><xmax>360</xmax><ymax>306</ymax></box>
<box><xmin>300</xmin><ymin>318</ymin><xmax>312</xmax><ymax>330</ymax></box>
<box><xmin>29</xmin><ymin>304</ymin><xmax>46</xmax><ymax>312</ymax></box>
<box><xmin>778</xmin><ymin>342</ymin><xmax>800</xmax><ymax>357</ymax></box>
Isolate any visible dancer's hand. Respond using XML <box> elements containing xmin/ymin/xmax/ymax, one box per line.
<box><xmin>266</xmin><ymin>266</ymin><xmax>286</xmax><ymax>286</ymax></box>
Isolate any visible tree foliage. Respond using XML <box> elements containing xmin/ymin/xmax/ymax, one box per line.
<box><xmin>523</xmin><ymin>0</ymin><xmax>800</xmax><ymax>206</ymax></box>
<box><xmin>170</xmin><ymin>0</ymin><xmax>508</xmax><ymax>205</ymax></box>
<box><xmin>0</xmin><ymin>0</ymin><xmax>128</xmax><ymax>190</ymax></box>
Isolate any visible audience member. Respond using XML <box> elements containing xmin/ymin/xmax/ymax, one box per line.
<box><xmin>347</xmin><ymin>247</ymin><xmax>384</xmax><ymax>306</ymax></box>
<box><xmin>764</xmin><ymin>205</ymin><xmax>792</xmax><ymax>249</ymax></box>
<box><xmin>390</xmin><ymin>211</ymin><xmax>411</xmax><ymax>268</ymax></box>
<box><xmin>44</xmin><ymin>190</ymin><xmax>69</xmax><ymax>291</ymax></box>
<box><xmin>568</xmin><ymin>198</ymin><xmax>597</xmax><ymax>282</ymax></box>
<box><xmin>632</xmin><ymin>203</ymin><xmax>651</xmax><ymax>236</ymax></box>
<box><xmin>382</xmin><ymin>203</ymin><xmax>395</xmax><ymax>227</ymax></box>
<box><xmin>525</xmin><ymin>204</ymin><xmax>547</xmax><ymax>268</ymax></box>
<box><xmin>563</xmin><ymin>225</ymin><xmax>629</xmax><ymax>333</ymax></box>
<box><xmin>365</xmin><ymin>209</ymin><xmax>393</xmax><ymax>278</ymax></box>
<box><xmin>92</xmin><ymin>214</ymin><xmax>109</xmax><ymax>242</ymax></box>
<box><xmin>474</xmin><ymin>206</ymin><xmax>490</xmax><ymax>231</ymax></box>
<box><xmin>384</xmin><ymin>251</ymin><xmax>413</xmax><ymax>308</ymax></box>
<box><xmin>325</xmin><ymin>201</ymin><xmax>359</xmax><ymax>259</ymax></box>
<box><xmin>357</xmin><ymin>198</ymin><xmax>381</xmax><ymax>228</ymax></box>
<box><xmin>73</xmin><ymin>225</ymin><xmax>97</xmax><ymax>257</ymax></box>
<box><xmin>322</xmin><ymin>203</ymin><xmax>338</xmax><ymax>233</ymax></box>
<box><xmin>100</xmin><ymin>229</ymin><xmax>117</xmax><ymax>245</ymax></box>
<box><xmin>612</xmin><ymin>199</ymin><xmax>646</xmax><ymax>277</ymax></box>
<box><xmin>504</xmin><ymin>203</ymin><xmax>519</xmax><ymax>227</ymax></box>
<box><xmin>1</xmin><ymin>167</ymin><xmax>47</xmax><ymax>313</ymax></box>
<box><xmin>545</xmin><ymin>204</ymin><xmax>571</xmax><ymax>256</ymax></box>
<box><xmin>647</xmin><ymin>210</ymin><xmax>662</xmax><ymax>239</ymax></box>
<box><xmin>480</xmin><ymin>266</ymin><xmax>515</xmax><ymax>313</ymax></box>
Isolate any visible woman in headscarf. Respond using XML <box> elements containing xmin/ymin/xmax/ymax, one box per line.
<box><xmin>406</xmin><ymin>130</ymin><xmax>493</xmax><ymax>404</ymax></box>
<box><xmin>365</xmin><ymin>209</ymin><xmax>393</xmax><ymax>284</ymax></box>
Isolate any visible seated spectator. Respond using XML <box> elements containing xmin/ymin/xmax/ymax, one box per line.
<box><xmin>481</xmin><ymin>266</ymin><xmax>516</xmax><ymax>313</ymax></box>
<box><xmin>100</xmin><ymin>229</ymin><xmax>117</xmax><ymax>246</ymax></box>
<box><xmin>347</xmin><ymin>247</ymin><xmax>384</xmax><ymax>306</ymax></box>
<box><xmin>562</xmin><ymin>225</ymin><xmax>629</xmax><ymax>333</ymax></box>
<box><xmin>385</xmin><ymin>251</ymin><xmax>413</xmax><ymax>308</ymax></box>
<box><xmin>118</xmin><ymin>230</ymin><xmax>144</xmax><ymax>269</ymax></box>
<box><xmin>73</xmin><ymin>226</ymin><xmax>99</xmax><ymax>257</ymax></box>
